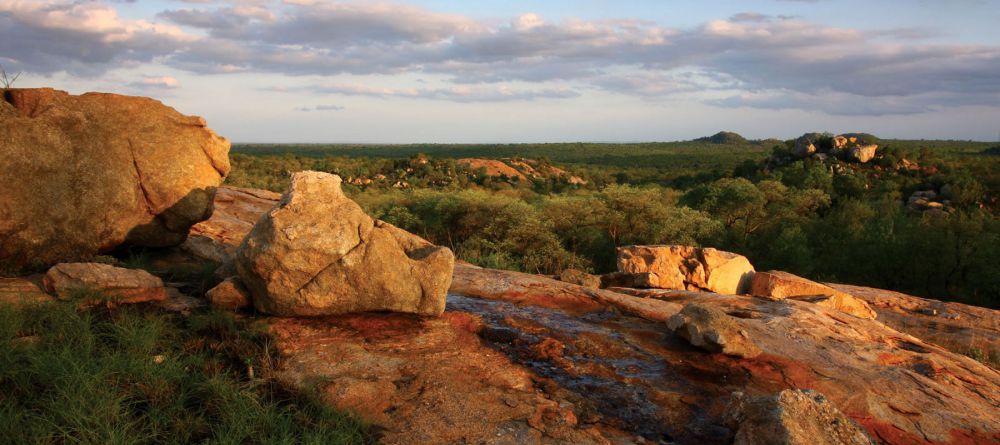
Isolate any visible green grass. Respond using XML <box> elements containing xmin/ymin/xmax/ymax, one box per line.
<box><xmin>0</xmin><ymin>300</ymin><xmax>369</xmax><ymax>445</ymax></box>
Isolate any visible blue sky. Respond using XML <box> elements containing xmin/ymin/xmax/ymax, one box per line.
<box><xmin>2</xmin><ymin>0</ymin><xmax>999</xmax><ymax>143</ymax></box>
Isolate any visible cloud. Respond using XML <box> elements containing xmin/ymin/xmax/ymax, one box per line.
<box><xmin>129</xmin><ymin>75</ymin><xmax>179</xmax><ymax>89</ymax></box>
<box><xmin>0</xmin><ymin>0</ymin><xmax>195</xmax><ymax>75</ymax></box>
<box><xmin>3</xmin><ymin>1</ymin><xmax>999</xmax><ymax>115</ymax></box>
<box><xmin>295</xmin><ymin>104</ymin><xmax>346</xmax><ymax>112</ymax></box>
<box><xmin>286</xmin><ymin>82</ymin><xmax>580</xmax><ymax>102</ymax></box>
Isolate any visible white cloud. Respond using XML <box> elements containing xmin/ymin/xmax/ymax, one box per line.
<box><xmin>2</xmin><ymin>1</ymin><xmax>999</xmax><ymax>115</ymax></box>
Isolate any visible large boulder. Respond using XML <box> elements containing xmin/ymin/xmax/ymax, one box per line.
<box><xmin>725</xmin><ymin>389</ymin><xmax>875</xmax><ymax>445</ymax></box>
<box><xmin>846</xmin><ymin>143</ymin><xmax>878</xmax><ymax>163</ymax></box>
<box><xmin>750</xmin><ymin>271</ymin><xmax>876</xmax><ymax>319</ymax></box>
<box><xmin>0</xmin><ymin>88</ymin><xmax>230</xmax><ymax>270</ymax></box>
<box><xmin>235</xmin><ymin>171</ymin><xmax>454</xmax><ymax>316</ymax></box>
<box><xmin>617</xmin><ymin>245</ymin><xmax>755</xmax><ymax>294</ymax></box>
<box><xmin>792</xmin><ymin>133</ymin><xmax>823</xmax><ymax>158</ymax></box>
<box><xmin>42</xmin><ymin>262</ymin><xmax>167</xmax><ymax>304</ymax></box>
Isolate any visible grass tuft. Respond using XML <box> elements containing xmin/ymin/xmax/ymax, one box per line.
<box><xmin>0</xmin><ymin>299</ymin><xmax>369</xmax><ymax>444</ymax></box>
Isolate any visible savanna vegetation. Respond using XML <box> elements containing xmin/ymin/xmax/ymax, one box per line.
<box><xmin>0</xmin><ymin>297</ymin><xmax>369</xmax><ymax>444</ymax></box>
<box><xmin>229</xmin><ymin>135</ymin><xmax>1000</xmax><ymax>309</ymax></box>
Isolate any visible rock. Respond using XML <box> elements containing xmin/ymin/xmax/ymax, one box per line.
<box><xmin>179</xmin><ymin>235</ymin><xmax>230</xmax><ymax>263</ymax></box>
<box><xmin>793</xmin><ymin>133</ymin><xmax>820</xmax><ymax>158</ymax></box>
<box><xmin>42</xmin><ymin>263</ymin><xmax>167</xmax><ymax>304</ymax></box>
<box><xmin>179</xmin><ymin>184</ymin><xmax>1000</xmax><ymax>443</ymax></box>
<box><xmin>828</xmin><ymin>283</ymin><xmax>1000</xmax><ymax>364</ymax></box>
<box><xmin>188</xmin><ymin>186</ymin><xmax>282</xmax><ymax>252</ymax></box>
<box><xmin>792</xmin><ymin>293</ymin><xmax>877</xmax><ymax>319</ymax></box>
<box><xmin>0</xmin><ymin>89</ymin><xmax>230</xmax><ymax>270</ymax></box>
<box><xmin>235</xmin><ymin>171</ymin><xmax>455</xmax><ymax>317</ymax></box>
<box><xmin>832</xmin><ymin>135</ymin><xmax>849</xmax><ymax>150</ymax></box>
<box><xmin>847</xmin><ymin>144</ymin><xmax>878</xmax><ymax>163</ymax></box>
<box><xmin>270</xmin><ymin>312</ymin><xmax>617</xmax><ymax>444</ymax></box>
<box><xmin>0</xmin><ymin>276</ymin><xmax>54</xmax><ymax>306</ymax></box>
<box><xmin>751</xmin><ymin>270</ymin><xmax>837</xmax><ymax>300</ymax></box>
<box><xmin>726</xmin><ymin>389</ymin><xmax>875</xmax><ymax>445</ymax></box>
<box><xmin>750</xmin><ymin>271</ymin><xmax>876</xmax><ymax>319</ymax></box>
<box><xmin>205</xmin><ymin>276</ymin><xmax>251</xmax><ymax>310</ymax></box>
<box><xmin>667</xmin><ymin>302</ymin><xmax>761</xmax><ymax>358</ymax></box>
<box><xmin>558</xmin><ymin>269</ymin><xmax>601</xmax><ymax>289</ymax></box>
<box><xmin>452</xmin><ymin>263</ymin><xmax>681</xmax><ymax>322</ymax></box>
<box><xmin>617</xmin><ymin>245</ymin><xmax>755</xmax><ymax>294</ymax></box>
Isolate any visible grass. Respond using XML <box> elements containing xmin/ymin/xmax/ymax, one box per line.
<box><xmin>0</xmin><ymin>299</ymin><xmax>369</xmax><ymax>444</ymax></box>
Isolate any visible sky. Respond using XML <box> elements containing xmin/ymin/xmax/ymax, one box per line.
<box><xmin>1</xmin><ymin>0</ymin><xmax>999</xmax><ymax>143</ymax></box>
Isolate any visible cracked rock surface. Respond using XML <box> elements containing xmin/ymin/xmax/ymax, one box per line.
<box><xmin>235</xmin><ymin>171</ymin><xmax>455</xmax><ymax>316</ymax></box>
<box><xmin>0</xmin><ymin>88</ymin><xmax>230</xmax><ymax>269</ymax></box>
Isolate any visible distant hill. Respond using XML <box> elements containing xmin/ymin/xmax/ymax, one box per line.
<box><xmin>695</xmin><ymin>131</ymin><xmax>748</xmax><ymax>145</ymax></box>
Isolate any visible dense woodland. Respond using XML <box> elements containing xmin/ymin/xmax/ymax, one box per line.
<box><xmin>229</xmin><ymin>136</ymin><xmax>1000</xmax><ymax>308</ymax></box>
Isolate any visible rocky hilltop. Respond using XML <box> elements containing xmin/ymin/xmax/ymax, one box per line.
<box><xmin>1</xmin><ymin>92</ymin><xmax>998</xmax><ymax>444</ymax></box>
<box><xmin>179</xmin><ymin>184</ymin><xmax>999</xmax><ymax>445</ymax></box>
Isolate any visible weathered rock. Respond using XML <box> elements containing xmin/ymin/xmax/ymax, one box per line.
<box><xmin>751</xmin><ymin>270</ymin><xmax>838</xmax><ymax>300</ymax></box>
<box><xmin>617</xmin><ymin>245</ymin><xmax>755</xmax><ymax>294</ymax></box>
<box><xmin>0</xmin><ymin>88</ymin><xmax>230</xmax><ymax>270</ymax></box>
<box><xmin>42</xmin><ymin>263</ymin><xmax>167</xmax><ymax>304</ymax></box>
<box><xmin>725</xmin><ymin>389</ymin><xmax>875</xmax><ymax>445</ymax></box>
<box><xmin>793</xmin><ymin>133</ymin><xmax>821</xmax><ymax>158</ymax></box>
<box><xmin>235</xmin><ymin>171</ymin><xmax>454</xmax><ymax>317</ymax></box>
<box><xmin>185</xmin><ymin>185</ymin><xmax>1000</xmax><ymax>443</ymax></box>
<box><xmin>829</xmin><ymin>283</ymin><xmax>1000</xmax><ymax>363</ymax></box>
<box><xmin>185</xmin><ymin>186</ymin><xmax>282</xmax><ymax>261</ymax></box>
<box><xmin>270</xmin><ymin>312</ymin><xmax>625</xmax><ymax>444</ymax></box>
<box><xmin>792</xmin><ymin>293</ymin><xmax>877</xmax><ymax>319</ymax></box>
<box><xmin>0</xmin><ymin>276</ymin><xmax>54</xmax><ymax>306</ymax></box>
<box><xmin>751</xmin><ymin>271</ymin><xmax>876</xmax><ymax>319</ymax></box>
<box><xmin>667</xmin><ymin>302</ymin><xmax>761</xmax><ymax>358</ymax></box>
<box><xmin>557</xmin><ymin>269</ymin><xmax>601</xmax><ymax>289</ymax></box>
<box><xmin>847</xmin><ymin>144</ymin><xmax>878</xmax><ymax>163</ymax></box>
<box><xmin>452</xmin><ymin>262</ymin><xmax>681</xmax><ymax>321</ymax></box>
<box><xmin>205</xmin><ymin>276</ymin><xmax>251</xmax><ymax>310</ymax></box>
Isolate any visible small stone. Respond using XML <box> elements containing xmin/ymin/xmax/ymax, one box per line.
<box><xmin>667</xmin><ymin>303</ymin><xmax>761</xmax><ymax>359</ymax></box>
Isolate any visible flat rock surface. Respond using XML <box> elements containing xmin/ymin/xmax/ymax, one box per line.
<box><xmin>42</xmin><ymin>262</ymin><xmax>167</xmax><ymax>304</ymax></box>
<box><xmin>0</xmin><ymin>275</ymin><xmax>54</xmax><ymax>306</ymax></box>
<box><xmin>270</xmin><ymin>268</ymin><xmax>1000</xmax><ymax>444</ymax></box>
<box><xmin>830</xmin><ymin>283</ymin><xmax>1000</xmax><ymax>362</ymax></box>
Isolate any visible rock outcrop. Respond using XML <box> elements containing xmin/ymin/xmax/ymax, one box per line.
<box><xmin>235</xmin><ymin>171</ymin><xmax>455</xmax><ymax>317</ymax></box>
<box><xmin>751</xmin><ymin>271</ymin><xmax>877</xmax><ymax>319</ymax></box>
<box><xmin>0</xmin><ymin>88</ymin><xmax>230</xmax><ymax>270</ymax></box>
<box><xmin>42</xmin><ymin>262</ymin><xmax>167</xmax><ymax>304</ymax></box>
<box><xmin>790</xmin><ymin>132</ymin><xmax>879</xmax><ymax>164</ymax></box>
<box><xmin>667</xmin><ymin>302</ymin><xmax>762</xmax><ymax>358</ymax></box>
<box><xmin>193</xmin><ymin>185</ymin><xmax>1000</xmax><ymax>444</ymax></box>
<box><xmin>617</xmin><ymin>245</ymin><xmax>755</xmax><ymax>294</ymax></box>
<box><xmin>726</xmin><ymin>389</ymin><xmax>875</xmax><ymax>445</ymax></box>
